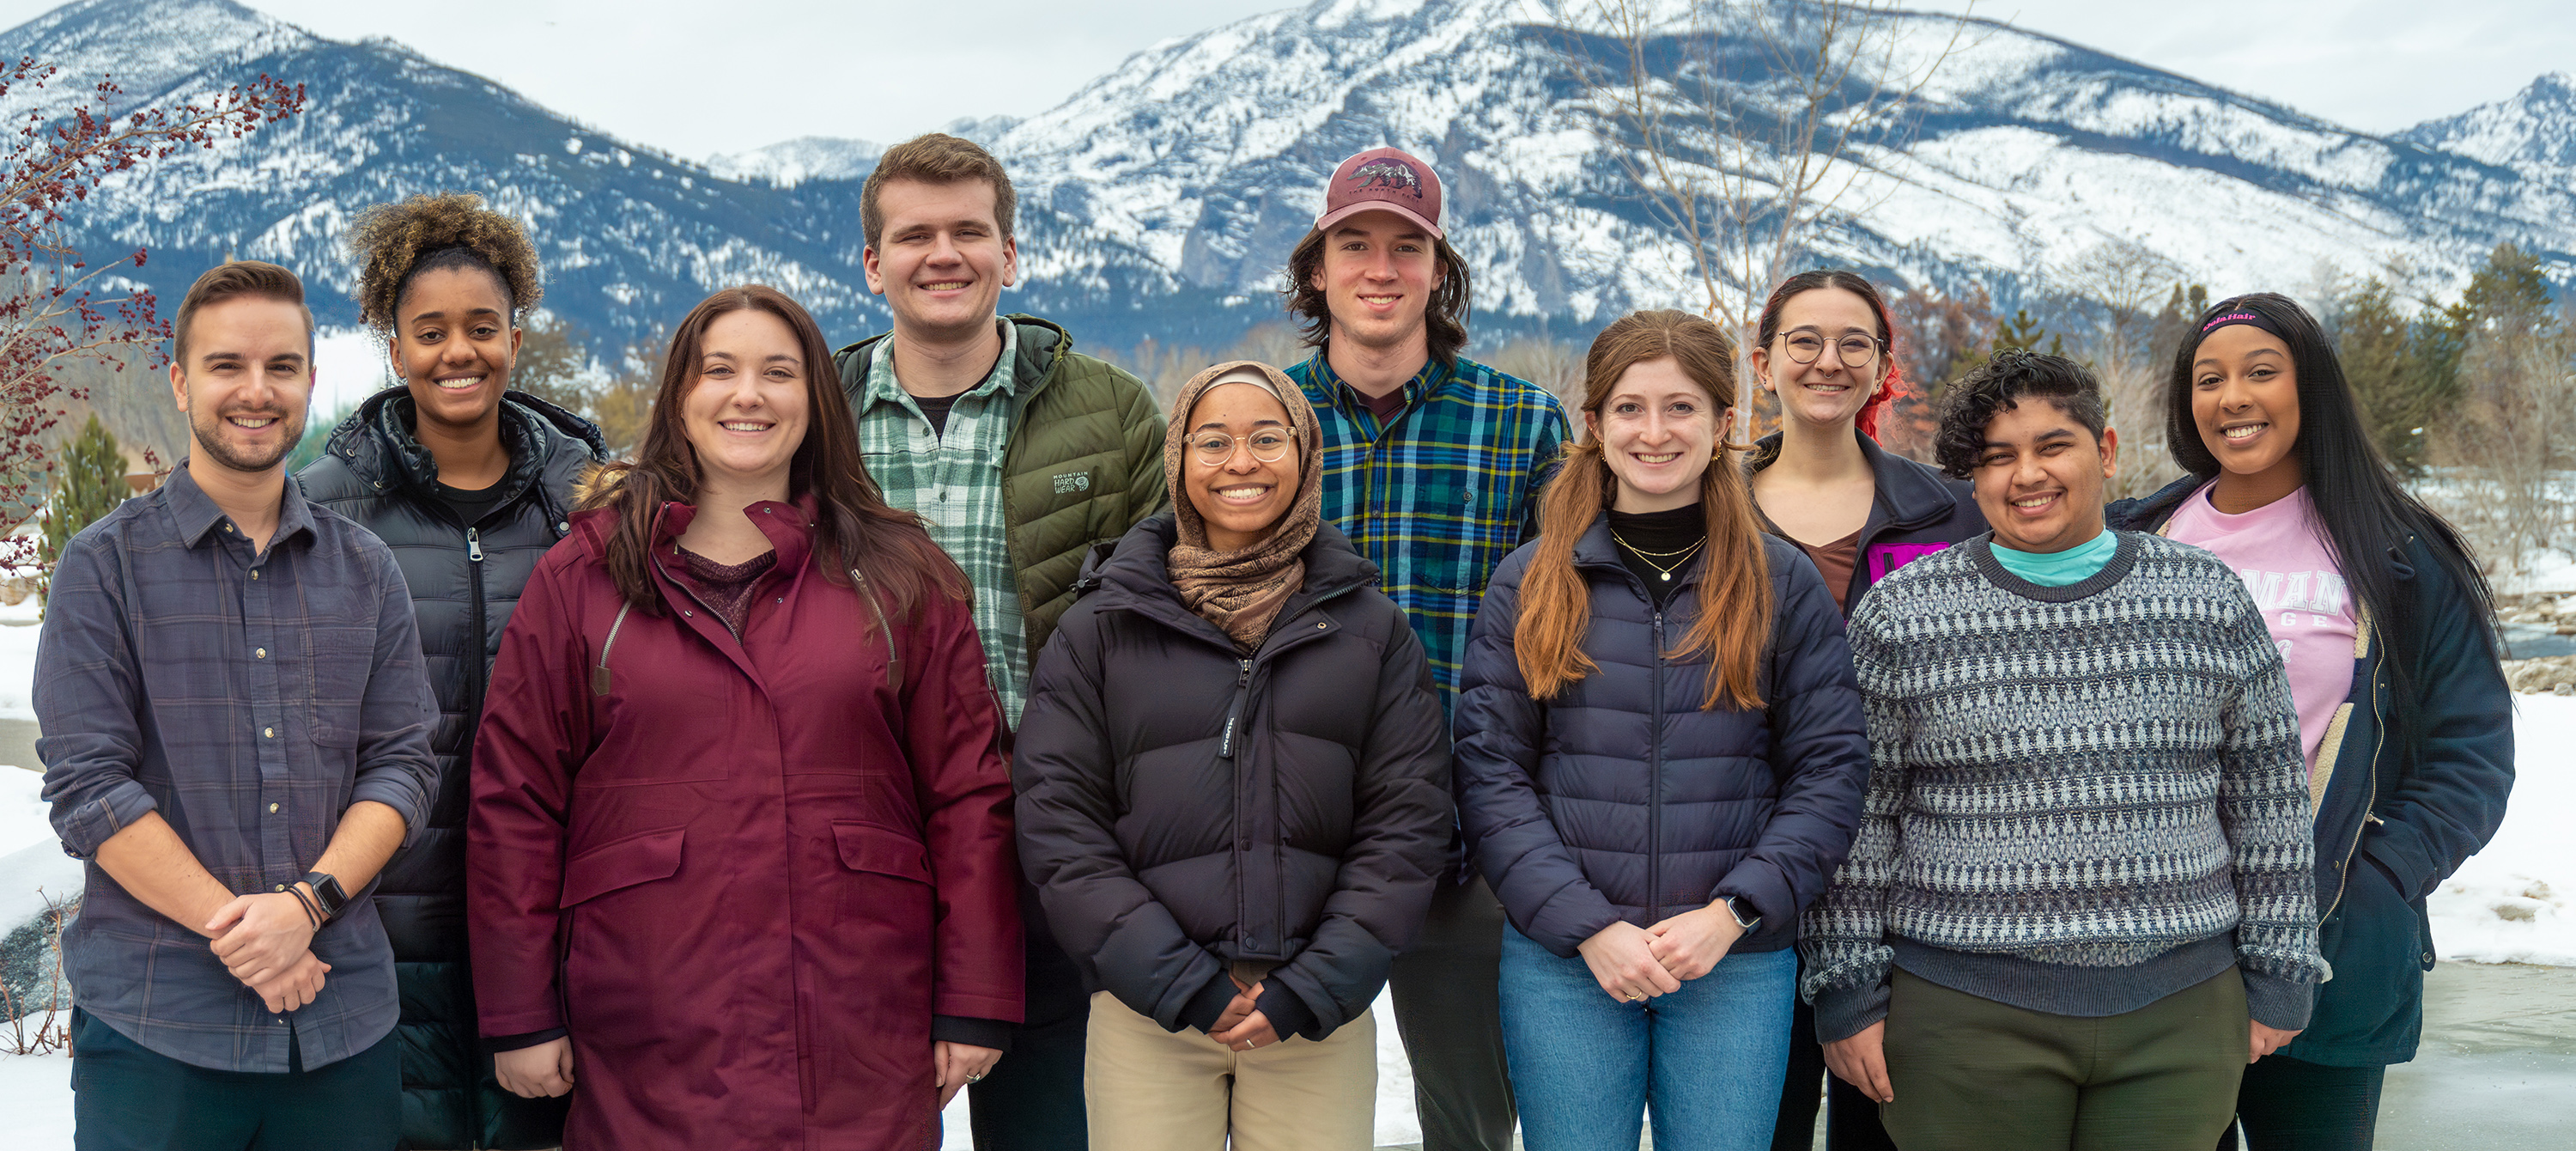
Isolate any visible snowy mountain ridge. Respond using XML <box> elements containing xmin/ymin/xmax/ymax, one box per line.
<box><xmin>2</xmin><ymin>0</ymin><xmax>2569</xmax><ymax>356</ymax></box>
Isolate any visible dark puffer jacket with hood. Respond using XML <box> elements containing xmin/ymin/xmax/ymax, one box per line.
<box><xmin>1455</xmin><ymin>519</ymin><xmax>1872</xmax><ymax>958</ymax></box>
<box><xmin>297</xmin><ymin>388</ymin><xmax>606</xmax><ymax>1149</ymax></box>
<box><xmin>1012</xmin><ymin>515</ymin><xmax>1453</xmax><ymax>1041</ymax></box>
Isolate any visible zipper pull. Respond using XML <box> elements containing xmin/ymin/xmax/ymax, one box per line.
<box><xmin>1238</xmin><ymin>658</ymin><xmax>1252</xmax><ymax>686</ymax></box>
<box><xmin>2364</xmin><ymin>812</ymin><xmax>2385</xmax><ymax>825</ymax></box>
<box><xmin>466</xmin><ymin>527</ymin><xmax>483</xmax><ymax>563</ymax></box>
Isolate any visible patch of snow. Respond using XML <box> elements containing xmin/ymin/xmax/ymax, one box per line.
<box><xmin>0</xmin><ymin>621</ymin><xmax>40</xmax><ymax>722</ymax></box>
<box><xmin>2429</xmin><ymin>695</ymin><xmax>2576</xmax><ymax>966</ymax></box>
<box><xmin>0</xmin><ymin>1049</ymin><xmax>71</xmax><ymax>1149</ymax></box>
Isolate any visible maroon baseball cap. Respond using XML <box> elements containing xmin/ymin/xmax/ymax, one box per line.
<box><xmin>1313</xmin><ymin>147</ymin><xmax>1444</xmax><ymax>240</ymax></box>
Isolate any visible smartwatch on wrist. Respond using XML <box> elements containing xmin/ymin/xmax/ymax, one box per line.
<box><xmin>301</xmin><ymin>872</ymin><xmax>349</xmax><ymax>923</ymax></box>
<box><xmin>1722</xmin><ymin>896</ymin><xmax>1762</xmax><ymax>933</ymax></box>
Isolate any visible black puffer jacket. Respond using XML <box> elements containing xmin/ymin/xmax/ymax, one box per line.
<box><xmin>1013</xmin><ymin>515</ymin><xmax>1452</xmax><ymax>1041</ymax></box>
<box><xmin>297</xmin><ymin>388</ymin><xmax>605</xmax><ymax>1150</ymax></box>
<box><xmin>1455</xmin><ymin>517</ymin><xmax>1871</xmax><ymax>958</ymax></box>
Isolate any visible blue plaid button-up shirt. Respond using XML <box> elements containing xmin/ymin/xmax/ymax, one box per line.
<box><xmin>1286</xmin><ymin>352</ymin><xmax>1571</xmax><ymax>710</ymax></box>
<box><xmin>36</xmin><ymin>464</ymin><xmax>438</xmax><ymax>1073</ymax></box>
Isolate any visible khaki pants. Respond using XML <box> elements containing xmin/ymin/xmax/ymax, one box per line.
<box><xmin>1084</xmin><ymin>990</ymin><xmax>1376</xmax><ymax>1151</ymax></box>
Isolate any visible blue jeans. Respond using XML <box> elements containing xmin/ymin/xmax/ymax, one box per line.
<box><xmin>1499</xmin><ymin>926</ymin><xmax>1795</xmax><ymax>1151</ymax></box>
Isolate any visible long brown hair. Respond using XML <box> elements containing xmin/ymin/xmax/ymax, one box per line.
<box><xmin>1516</xmin><ymin>310</ymin><xmax>1772</xmax><ymax>710</ymax></box>
<box><xmin>578</xmin><ymin>284</ymin><xmax>966</xmax><ymax>618</ymax></box>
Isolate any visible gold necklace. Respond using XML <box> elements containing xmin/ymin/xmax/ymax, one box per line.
<box><xmin>1610</xmin><ymin>530</ymin><xmax>1705</xmax><ymax>582</ymax></box>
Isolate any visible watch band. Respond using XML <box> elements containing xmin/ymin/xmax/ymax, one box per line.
<box><xmin>301</xmin><ymin>872</ymin><xmax>349</xmax><ymax>922</ymax></box>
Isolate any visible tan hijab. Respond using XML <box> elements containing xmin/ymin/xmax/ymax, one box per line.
<box><xmin>1164</xmin><ymin>360</ymin><xmax>1325</xmax><ymax>652</ymax></box>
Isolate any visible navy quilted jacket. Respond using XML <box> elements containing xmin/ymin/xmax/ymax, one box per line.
<box><xmin>1455</xmin><ymin>514</ymin><xmax>1871</xmax><ymax>958</ymax></box>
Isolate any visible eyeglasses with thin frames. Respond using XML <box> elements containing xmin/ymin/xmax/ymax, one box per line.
<box><xmin>1779</xmin><ymin>328</ymin><xmax>1885</xmax><ymax>368</ymax></box>
<box><xmin>1188</xmin><ymin>429</ymin><xmax>1296</xmax><ymax>466</ymax></box>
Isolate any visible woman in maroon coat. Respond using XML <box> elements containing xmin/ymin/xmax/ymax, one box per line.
<box><xmin>467</xmin><ymin>285</ymin><xmax>1023</xmax><ymax>1148</ymax></box>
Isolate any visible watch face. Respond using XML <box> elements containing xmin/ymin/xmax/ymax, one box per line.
<box><xmin>307</xmin><ymin>873</ymin><xmax>348</xmax><ymax>917</ymax></box>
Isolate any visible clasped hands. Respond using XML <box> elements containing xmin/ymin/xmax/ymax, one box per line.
<box><xmin>204</xmin><ymin>888</ymin><xmax>331</xmax><ymax>1014</ymax></box>
<box><xmin>1211</xmin><ymin>974</ymin><xmax>1280</xmax><ymax>1053</ymax></box>
<box><xmin>1577</xmin><ymin>899</ymin><xmax>1747</xmax><ymax>1005</ymax></box>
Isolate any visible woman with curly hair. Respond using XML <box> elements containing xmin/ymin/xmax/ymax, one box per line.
<box><xmin>297</xmin><ymin>192</ymin><xmax>607</xmax><ymax>1149</ymax></box>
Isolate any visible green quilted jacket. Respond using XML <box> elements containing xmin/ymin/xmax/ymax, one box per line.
<box><xmin>835</xmin><ymin>314</ymin><xmax>1168</xmax><ymax>659</ymax></box>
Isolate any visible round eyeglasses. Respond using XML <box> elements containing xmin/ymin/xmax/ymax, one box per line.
<box><xmin>1189</xmin><ymin>429</ymin><xmax>1296</xmax><ymax>466</ymax></box>
<box><xmin>1780</xmin><ymin>329</ymin><xmax>1885</xmax><ymax>368</ymax></box>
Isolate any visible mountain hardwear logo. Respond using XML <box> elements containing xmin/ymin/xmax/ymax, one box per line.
<box><xmin>1349</xmin><ymin>159</ymin><xmax>1425</xmax><ymax>198</ymax></box>
<box><xmin>1053</xmin><ymin>472</ymin><xmax>1093</xmax><ymax>494</ymax></box>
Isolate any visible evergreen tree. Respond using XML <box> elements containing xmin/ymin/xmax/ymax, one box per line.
<box><xmin>38</xmin><ymin>415</ymin><xmax>130</xmax><ymax>610</ymax></box>
<box><xmin>2337</xmin><ymin>278</ymin><xmax>2431</xmax><ymax>472</ymax></box>
<box><xmin>1993</xmin><ymin>308</ymin><xmax>2065</xmax><ymax>356</ymax></box>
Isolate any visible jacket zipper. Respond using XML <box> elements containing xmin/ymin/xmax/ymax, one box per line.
<box><xmin>1220</xmin><ymin>656</ymin><xmax>1255</xmax><ymax>956</ymax></box>
<box><xmin>2322</xmin><ymin>652</ymin><xmax>2389</xmax><ymax>922</ymax></box>
<box><xmin>1648</xmin><ymin>609</ymin><xmax>1666</xmax><ymax>925</ymax></box>
<box><xmin>465</xmin><ymin>526</ymin><xmax>487</xmax><ymax>742</ymax></box>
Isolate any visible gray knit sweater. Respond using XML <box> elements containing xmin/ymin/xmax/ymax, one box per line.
<box><xmin>1799</xmin><ymin>533</ymin><xmax>2329</xmax><ymax>1041</ymax></box>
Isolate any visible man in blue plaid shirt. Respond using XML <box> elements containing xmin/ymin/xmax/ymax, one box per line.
<box><xmin>1281</xmin><ymin>146</ymin><xmax>1569</xmax><ymax>1151</ymax></box>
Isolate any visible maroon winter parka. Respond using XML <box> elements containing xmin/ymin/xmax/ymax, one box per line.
<box><xmin>467</xmin><ymin>498</ymin><xmax>1023</xmax><ymax>1149</ymax></box>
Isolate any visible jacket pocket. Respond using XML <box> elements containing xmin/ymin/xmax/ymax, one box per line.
<box><xmin>834</xmin><ymin>821</ymin><xmax>933</xmax><ymax>884</ymax></box>
<box><xmin>561</xmin><ymin>827</ymin><xmax>686</xmax><ymax>907</ymax></box>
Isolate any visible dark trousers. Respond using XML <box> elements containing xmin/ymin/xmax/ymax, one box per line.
<box><xmin>2217</xmin><ymin>1055</ymin><xmax>2387</xmax><ymax>1151</ymax></box>
<box><xmin>967</xmin><ymin>920</ymin><xmax>1093</xmax><ymax>1150</ymax></box>
<box><xmin>1773</xmin><ymin>987</ymin><xmax>1899</xmax><ymax>1151</ymax></box>
<box><xmin>70</xmin><ymin>1008</ymin><xmax>400</xmax><ymax>1151</ymax></box>
<box><xmin>1880</xmin><ymin>967</ymin><xmax>2247</xmax><ymax>1151</ymax></box>
<box><xmin>1388</xmin><ymin>874</ymin><xmax>1517</xmax><ymax>1151</ymax></box>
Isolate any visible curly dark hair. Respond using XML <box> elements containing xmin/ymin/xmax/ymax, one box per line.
<box><xmin>1931</xmin><ymin>349</ymin><xmax>2106</xmax><ymax>479</ymax></box>
<box><xmin>1283</xmin><ymin>227</ymin><xmax>1473</xmax><ymax>364</ymax></box>
<box><xmin>345</xmin><ymin>192</ymin><xmax>542</xmax><ymax>331</ymax></box>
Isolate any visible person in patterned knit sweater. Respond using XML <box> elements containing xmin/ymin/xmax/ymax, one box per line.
<box><xmin>1798</xmin><ymin>350</ymin><xmax>2329</xmax><ymax>1151</ymax></box>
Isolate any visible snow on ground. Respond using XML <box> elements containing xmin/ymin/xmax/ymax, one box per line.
<box><xmin>2426</xmin><ymin>694</ymin><xmax>2576</xmax><ymax>965</ymax></box>
<box><xmin>0</xmin><ymin>1050</ymin><xmax>72</xmax><ymax>1148</ymax></box>
<box><xmin>0</xmin><ymin>615</ymin><xmax>40</xmax><ymax>722</ymax></box>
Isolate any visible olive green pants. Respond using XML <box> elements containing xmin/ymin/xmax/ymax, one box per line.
<box><xmin>1880</xmin><ymin>966</ymin><xmax>2248</xmax><ymax>1151</ymax></box>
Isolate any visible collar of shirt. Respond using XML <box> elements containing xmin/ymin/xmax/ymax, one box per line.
<box><xmin>1304</xmin><ymin>350</ymin><xmax>1448</xmax><ymax>431</ymax></box>
<box><xmin>860</xmin><ymin>318</ymin><xmax>1022</xmax><ymax>421</ymax></box>
<box><xmin>165</xmin><ymin>460</ymin><xmax>317</xmax><ymax>553</ymax></box>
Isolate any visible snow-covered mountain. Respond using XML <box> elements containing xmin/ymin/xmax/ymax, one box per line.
<box><xmin>6</xmin><ymin>0</ymin><xmax>2571</xmax><ymax>357</ymax></box>
<box><xmin>2403</xmin><ymin>72</ymin><xmax>2576</xmax><ymax>176</ymax></box>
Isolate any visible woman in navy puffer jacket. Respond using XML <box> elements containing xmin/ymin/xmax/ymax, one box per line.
<box><xmin>1455</xmin><ymin>310</ymin><xmax>1871</xmax><ymax>1151</ymax></box>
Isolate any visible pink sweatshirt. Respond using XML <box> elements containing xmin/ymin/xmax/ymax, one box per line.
<box><xmin>2166</xmin><ymin>484</ymin><xmax>2357</xmax><ymax>781</ymax></box>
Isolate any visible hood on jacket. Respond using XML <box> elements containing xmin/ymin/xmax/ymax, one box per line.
<box><xmin>319</xmin><ymin>385</ymin><xmax>608</xmax><ymax>513</ymax></box>
<box><xmin>835</xmin><ymin>314</ymin><xmax>1075</xmax><ymax>411</ymax></box>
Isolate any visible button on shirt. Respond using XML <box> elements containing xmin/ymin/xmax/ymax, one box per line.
<box><xmin>35</xmin><ymin>465</ymin><xmax>438</xmax><ymax>1073</ymax></box>
<box><xmin>854</xmin><ymin>320</ymin><xmax>1029</xmax><ymax>725</ymax></box>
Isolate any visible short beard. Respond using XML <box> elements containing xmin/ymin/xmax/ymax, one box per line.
<box><xmin>191</xmin><ymin>405</ymin><xmax>304</xmax><ymax>474</ymax></box>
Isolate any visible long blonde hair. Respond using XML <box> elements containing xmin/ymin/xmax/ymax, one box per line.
<box><xmin>1515</xmin><ymin>310</ymin><xmax>1772</xmax><ymax>709</ymax></box>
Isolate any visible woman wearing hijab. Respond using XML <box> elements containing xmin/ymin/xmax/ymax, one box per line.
<box><xmin>1012</xmin><ymin>361</ymin><xmax>1454</xmax><ymax>1151</ymax></box>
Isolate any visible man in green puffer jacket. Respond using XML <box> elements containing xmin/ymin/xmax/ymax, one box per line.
<box><xmin>832</xmin><ymin>131</ymin><xmax>1165</xmax><ymax>1151</ymax></box>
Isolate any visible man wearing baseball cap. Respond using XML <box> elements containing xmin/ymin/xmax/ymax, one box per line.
<box><xmin>1281</xmin><ymin>146</ymin><xmax>1570</xmax><ymax>1151</ymax></box>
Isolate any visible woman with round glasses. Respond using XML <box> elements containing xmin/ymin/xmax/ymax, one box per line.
<box><xmin>1013</xmin><ymin>361</ymin><xmax>1453</xmax><ymax>1150</ymax></box>
<box><xmin>1744</xmin><ymin>271</ymin><xmax>1984</xmax><ymax>1151</ymax></box>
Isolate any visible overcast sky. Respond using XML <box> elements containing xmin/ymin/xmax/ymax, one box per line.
<box><xmin>3</xmin><ymin>1</ymin><xmax>2569</xmax><ymax>159</ymax></box>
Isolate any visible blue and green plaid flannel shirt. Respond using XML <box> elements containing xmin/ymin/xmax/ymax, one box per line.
<box><xmin>1285</xmin><ymin>352</ymin><xmax>1570</xmax><ymax>711</ymax></box>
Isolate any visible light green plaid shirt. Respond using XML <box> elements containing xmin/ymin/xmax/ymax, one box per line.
<box><xmin>854</xmin><ymin>320</ymin><xmax>1028</xmax><ymax>726</ymax></box>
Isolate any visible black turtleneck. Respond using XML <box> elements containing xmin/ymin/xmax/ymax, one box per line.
<box><xmin>1606</xmin><ymin>502</ymin><xmax>1706</xmax><ymax>607</ymax></box>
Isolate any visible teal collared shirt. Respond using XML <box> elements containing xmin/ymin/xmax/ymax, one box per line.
<box><xmin>853</xmin><ymin>320</ymin><xmax>1029</xmax><ymax>726</ymax></box>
